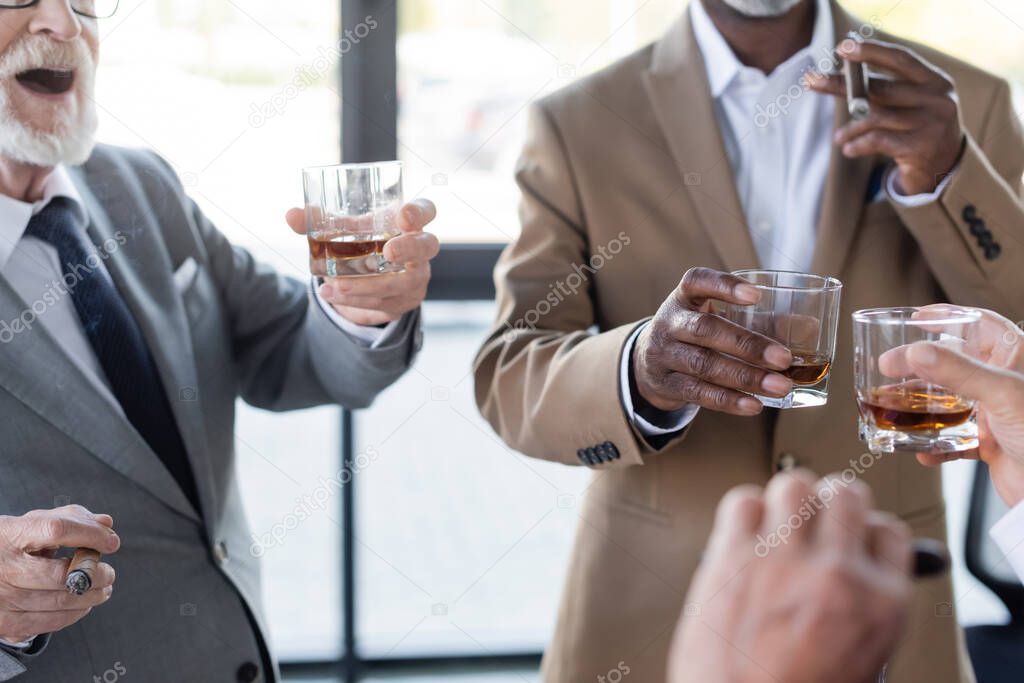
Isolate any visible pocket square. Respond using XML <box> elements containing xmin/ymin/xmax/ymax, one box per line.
<box><xmin>173</xmin><ymin>257</ymin><xmax>199</xmax><ymax>293</ymax></box>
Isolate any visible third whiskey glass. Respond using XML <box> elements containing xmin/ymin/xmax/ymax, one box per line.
<box><xmin>853</xmin><ymin>306</ymin><xmax>982</xmax><ymax>455</ymax></box>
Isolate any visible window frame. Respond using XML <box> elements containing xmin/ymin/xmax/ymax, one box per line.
<box><xmin>278</xmin><ymin>2</ymin><xmax>520</xmax><ymax>680</ymax></box>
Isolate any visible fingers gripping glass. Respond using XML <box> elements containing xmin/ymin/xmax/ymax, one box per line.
<box><xmin>0</xmin><ymin>0</ymin><xmax>119</xmax><ymax>19</ymax></box>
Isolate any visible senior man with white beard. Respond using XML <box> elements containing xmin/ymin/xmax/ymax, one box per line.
<box><xmin>0</xmin><ymin>1</ymin><xmax>438</xmax><ymax>681</ymax></box>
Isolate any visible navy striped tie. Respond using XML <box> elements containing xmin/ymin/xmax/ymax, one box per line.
<box><xmin>25</xmin><ymin>197</ymin><xmax>200</xmax><ymax>512</ymax></box>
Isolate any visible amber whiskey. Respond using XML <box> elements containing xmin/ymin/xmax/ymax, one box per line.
<box><xmin>782</xmin><ymin>351</ymin><xmax>832</xmax><ymax>386</ymax></box>
<box><xmin>308</xmin><ymin>232</ymin><xmax>397</xmax><ymax>277</ymax></box>
<box><xmin>858</xmin><ymin>380</ymin><xmax>974</xmax><ymax>431</ymax></box>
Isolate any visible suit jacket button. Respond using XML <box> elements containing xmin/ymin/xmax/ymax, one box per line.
<box><xmin>962</xmin><ymin>205</ymin><xmax>977</xmax><ymax>221</ymax></box>
<box><xmin>777</xmin><ymin>453</ymin><xmax>797</xmax><ymax>472</ymax></box>
<box><xmin>236</xmin><ymin>662</ymin><xmax>259</xmax><ymax>682</ymax></box>
<box><xmin>984</xmin><ymin>243</ymin><xmax>1002</xmax><ymax>260</ymax></box>
<box><xmin>968</xmin><ymin>221</ymin><xmax>986</xmax><ymax>237</ymax></box>
<box><xmin>603</xmin><ymin>441</ymin><xmax>620</xmax><ymax>460</ymax></box>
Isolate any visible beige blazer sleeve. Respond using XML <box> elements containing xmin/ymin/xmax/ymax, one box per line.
<box><xmin>891</xmin><ymin>77</ymin><xmax>1024</xmax><ymax>321</ymax></box>
<box><xmin>473</xmin><ymin>104</ymin><xmax>679</xmax><ymax>469</ymax></box>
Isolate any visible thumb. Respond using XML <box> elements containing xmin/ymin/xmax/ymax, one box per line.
<box><xmin>907</xmin><ymin>342</ymin><xmax>1017</xmax><ymax>404</ymax></box>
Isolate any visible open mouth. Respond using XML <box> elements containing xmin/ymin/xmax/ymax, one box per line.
<box><xmin>15</xmin><ymin>68</ymin><xmax>76</xmax><ymax>96</ymax></box>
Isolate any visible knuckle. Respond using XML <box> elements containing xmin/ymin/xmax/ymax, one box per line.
<box><xmin>704</xmin><ymin>386</ymin><xmax>732</xmax><ymax>409</ymax></box>
<box><xmin>734</xmin><ymin>364</ymin><xmax>760</xmax><ymax>390</ymax></box>
<box><xmin>719</xmin><ymin>485</ymin><xmax>764</xmax><ymax>518</ymax></box>
<box><xmin>819</xmin><ymin>559</ymin><xmax>855</xmax><ymax>594</ymax></box>
<box><xmin>680</xmin><ymin>267</ymin><xmax>704</xmax><ymax>292</ymax></box>
<box><xmin>675</xmin><ymin>374</ymin><xmax>704</xmax><ymax>403</ymax></box>
<box><xmin>685</xmin><ymin>312</ymin><xmax>718</xmax><ymax>342</ymax></box>
<box><xmin>647</xmin><ymin>317</ymin><xmax>671</xmax><ymax>346</ymax></box>
<box><xmin>733</xmin><ymin>330</ymin><xmax>765</xmax><ymax>359</ymax></box>
<box><xmin>40</xmin><ymin>517</ymin><xmax>66</xmax><ymax>544</ymax></box>
<box><xmin>684</xmin><ymin>345</ymin><xmax>715</xmax><ymax>378</ymax></box>
<box><xmin>776</xmin><ymin>473</ymin><xmax>811</xmax><ymax>501</ymax></box>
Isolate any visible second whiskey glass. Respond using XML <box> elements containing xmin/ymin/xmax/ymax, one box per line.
<box><xmin>718</xmin><ymin>269</ymin><xmax>843</xmax><ymax>409</ymax></box>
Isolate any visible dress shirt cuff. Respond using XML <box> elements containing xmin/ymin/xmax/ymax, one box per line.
<box><xmin>989</xmin><ymin>500</ymin><xmax>1024</xmax><ymax>585</ymax></box>
<box><xmin>886</xmin><ymin>164</ymin><xmax>957</xmax><ymax>207</ymax></box>
<box><xmin>312</xmin><ymin>278</ymin><xmax>400</xmax><ymax>349</ymax></box>
<box><xmin>620</xmin><ymin>321</ymin><xmax>700</xmax><ymax>436</ymax></box>
<box><xmin>0</xmin><ymin>637</ymin><xmax>34</xmax><ymax>650</ymax></box>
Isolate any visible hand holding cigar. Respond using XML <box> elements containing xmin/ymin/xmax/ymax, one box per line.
<box><xmin>0</xmin><ymin>505</ymin><xmax>119</xmax><ymax>644</ymax></box>
<box><xmin>805</xmin><ymin>36</ymin><xmax>964</xmax><ymax>195</ymax></box>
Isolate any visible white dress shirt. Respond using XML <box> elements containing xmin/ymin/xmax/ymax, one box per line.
<box><xmin>620</xmin><ymin>0</ymin><xmax>951</xmax><ymax>436</ymax></box>
<box><xmin>990</xmin><ymin>501</ymin><xmax>1024</xmax><ymax>585</ymax></box>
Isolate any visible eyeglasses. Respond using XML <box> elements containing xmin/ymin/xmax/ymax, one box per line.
<box><xmin>0</xmin><ymin>0</ymin><xmax>119</xmax><ymax>19</ymax></box>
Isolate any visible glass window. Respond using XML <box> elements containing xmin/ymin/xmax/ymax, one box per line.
<box><xmin>355</xmin><ymin>302</ymin><xmax>590</xmax><ymax>656</ymax></box>
<box><xmin>397</xmin><ymin>0</ymin><xmax>683</xmax><ymax>244</ymax></box>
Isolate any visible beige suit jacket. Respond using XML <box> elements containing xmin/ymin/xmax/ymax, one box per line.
<box><xmin>474</xmin><ymin>4</ymin><xmax>1024</xmax><ymax>682</ymax></box>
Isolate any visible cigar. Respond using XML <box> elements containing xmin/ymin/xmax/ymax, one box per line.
<box><xmin>912</xmin><ymin>538</ymin><xmax>949</xmax><ymax>578</ymax></box>
<box><xmin>65</xmin><ymin>548</ymin><xmax>102</xmax><ymax>595</ymax></box>
<box><xmin>842</xmin><ymin>32</ymin><xmax>870</xmax><ymax>120</ymax></box>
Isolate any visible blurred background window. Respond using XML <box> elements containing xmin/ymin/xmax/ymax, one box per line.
<box><xmin>93</xmin><ymin>0</ymin><xmax>1022</xmax><ymax>680</ymax></box>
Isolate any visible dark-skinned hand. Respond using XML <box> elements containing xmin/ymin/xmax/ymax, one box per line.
<box><xmin>806</xmin><ymin>38</ymin><xmax>964</xmax><ymax>195</ymax></box>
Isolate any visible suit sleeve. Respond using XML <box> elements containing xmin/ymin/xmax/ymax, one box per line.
<box><xmin>188</xmin><ymin>200</ymin><xmax>422</xmax><ymax>411</ymax></box>
<box><xmin>473</xmin><ymin>104</ymin><xmax>689</xmax><ymax>469</ymax></box>
<box><xmin>0</xmin><ymin>634</ymin><xmax>49</xmax><ymax>680</ymax></box>
<box><xmin>890</xmin><ymin>77</ymin><xmax>1024</xmax><ymax>321</ymax></box>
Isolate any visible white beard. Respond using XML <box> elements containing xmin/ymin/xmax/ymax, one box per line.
<box><xmin>721</xmin><ymin>0</ymin><xmax>803</xmax><ymax>18</ymax></box>
<box><xmin>0</xmin><ymin>34</ymin><xmax>98</xmax><ymax>167</ymax></box>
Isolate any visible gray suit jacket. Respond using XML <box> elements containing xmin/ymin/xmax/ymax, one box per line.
<box><xmin>0</xmin><ymin>145</ymin><xmax>421</xmax><ymax>682</ymax></box>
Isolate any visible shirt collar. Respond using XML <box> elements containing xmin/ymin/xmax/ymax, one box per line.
<box><xmin>0</xmin><ymin>165</ymin><xmax>88</xmax><ymax>271</ymax></box>
<box><xmin>690</xmin><ymin>0</ymin><xmax>835</xmax><ymax>98</ymax></box>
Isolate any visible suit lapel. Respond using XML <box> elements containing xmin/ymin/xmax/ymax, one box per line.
<box><xmin>644</xmin><ymin>3</ymin><xmax>882</xmax><ymax>278</ymax></box>
<box><xmin>0</xmin><ymin>276</ymin><xmax>200</xmax><ymax>522</ymax></box>
<box><xmin>809</xmin><ymin>3</ymin><xmax>880</xmax><ymax>278</ymax></box>
<box><xmin>642</xmin><ymin>13</ymin><xmax>760</xmax><ymax>273</ymax></box>
<box><xmin>70</xmin><ymin>165</ymin><xmax>219</xmax><ymax>533</ymax></box>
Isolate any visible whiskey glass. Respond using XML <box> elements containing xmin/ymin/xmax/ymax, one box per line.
<box><xmin>302</xmin><ymin>161</ymin><xmax>404</xmax><ymax>278</ymax></box>
<box><xmin>853</xmin><ymin>306</ymin><xmax>981</xmax><ymax>455</ymax></box>
<box><xmin>718</xmin><ymin>270</ymin><xmax>843</xmax><ymax>409</ymax></box>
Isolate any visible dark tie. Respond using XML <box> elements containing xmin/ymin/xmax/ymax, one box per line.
<box><xmin>25</xmin><ymin>197</ymin><xmax>201</xmax><ymax>512</ymax></box>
